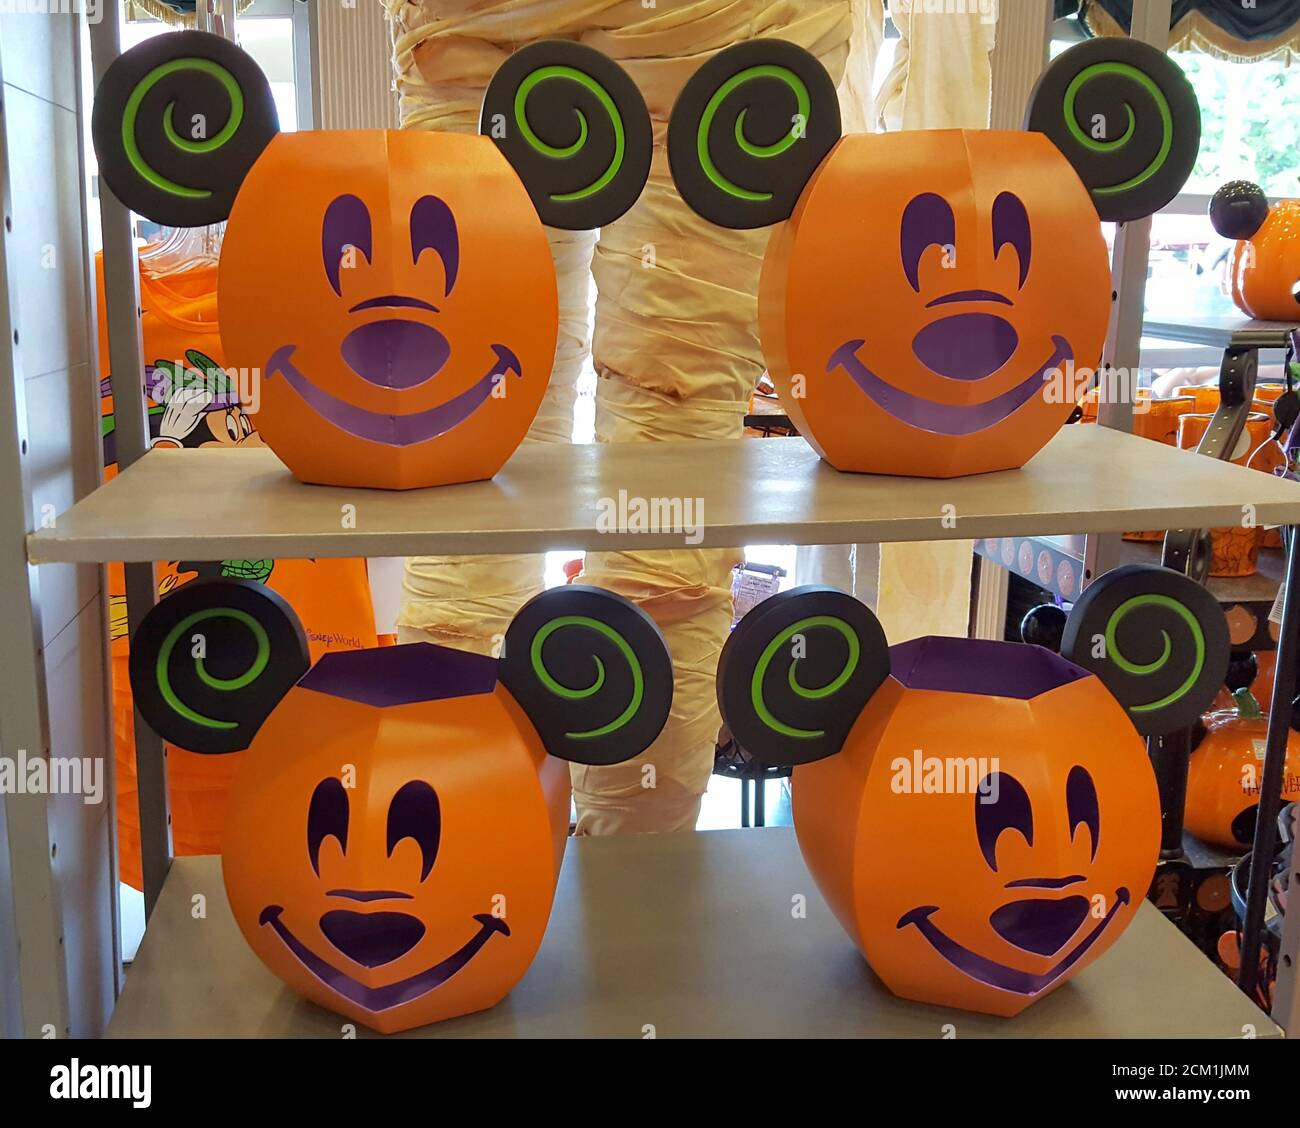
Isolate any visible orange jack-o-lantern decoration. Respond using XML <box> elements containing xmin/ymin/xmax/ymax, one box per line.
<box><xmin>129</xmin><ymin>580</ymin><xmax>672</xmax><ymax>1033</ymax></box>
<box><xmin>1186</xmin><ymin>651</ymin><xmax>1300</xmax><ymax>849</ymax></box>
<box><xmin>92</xmin><ymin>33</ymin><xmax>651</xmax><ymax>490</ymax></box>
<box><xmin>668</xmin><ymin>39</ymin><xmax>1200</xmax><ymax>478</ymax></box>
<box><xmin>717</xmin><ymin>565</ymin><xmax>1227</xmax><ymax>1016</ymax></box>
<box><xmin>1210</xmin><ymin>181</ymin><xmax>1300</xmax><ymax>322</ymax></box>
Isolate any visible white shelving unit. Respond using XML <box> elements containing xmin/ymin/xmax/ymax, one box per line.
<box><xmin>23</xmin><ymin>422</ymin><xmax>1300</xmax><ymax>1038</ymax></box>
<box><xmin>5</xmin><ymin>0</ymin><xmax>1299</xmax><ymax>1040</ymax></box>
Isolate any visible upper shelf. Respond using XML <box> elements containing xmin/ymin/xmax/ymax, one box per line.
<box><xmin>27</xmin><ymin>426</ymin><xmax>1300</xmax><ymax>565</ymax></box>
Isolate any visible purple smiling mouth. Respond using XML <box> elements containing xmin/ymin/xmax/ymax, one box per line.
<box><xmin>259</xmin><ymin>905</ymin><xmax>509</xmax><ymax>1014</ymax></box>
<box><xmin>266</xmin><ymin>343</ymin><xmax>521</xmax><ymax>448</ymax></box>
<box><xmin>896</xmin><ymin>887</ymin><xmax>1129</xmax><ymax>997</ymax></box>
<box><xmin>828</xmin><ymin>336</ymin><xmax>1073</xmax><ymax>437</ymax></box>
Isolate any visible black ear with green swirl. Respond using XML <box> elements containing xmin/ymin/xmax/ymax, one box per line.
<box><xmin>92</xmin><ymin>30</ymin><xmax>280</xmax><ymax>228</ymax></box>
<box><xmin>717</xmin><ymin>586</ymin><xmax>890</xmax><ymax>768</ymax></box>
<box><xmin>480</xmin><ymin>41</ymin><xmax>652</xmax><ymax>230</ymax></box>
<box><xmin>499</xmin><ymin>585</ymin><xmax>673</xmax><ymax>766</ymax></box>
<box><xmin>128</xmin><ymin>579</ymin><xmax>309</xmax><ymax>755</ymax></box>
<box><xmin>668</xmin><ymin>40</ymin><xmax>842</xmax><ymax>230</ymax></box>
<box><xmin>1024</xmin><ymin>37</ymin><xmax>1200</xmax><ymax>224</ymax></box>
<box><xmin>1060</xmin><ymin>564</ymin><xmax>1229</xmax><ymax>738</ymax></box>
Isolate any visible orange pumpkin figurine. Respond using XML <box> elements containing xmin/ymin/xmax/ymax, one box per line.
<box><xmin>717</xmin><ymin>565</ymin><xmax>1228</xmax><ymax>1016</ymax></box>
<box><xmin>92</xmin><ymin>32</ymin><xmax>651</xmax><ymax>489</ymax></box>
<box><xmin>1186</xmin><ymin>651</ymin><xmax>1300</xmax><ymax>850</ymax></box>
<box><xmin>668</xmin><ymin>38</ymin><xmax>1201</xmax><ymax>477</ymax></box>
<box><xmin>1210</xmin><ymin>181</ymin><xmax>1300</xmax><ymax>322</ymax></box>
<box><xmin>128</xmin><ymin>580</ymin><xmax>672</xmax><ymax>1033</ymax></box>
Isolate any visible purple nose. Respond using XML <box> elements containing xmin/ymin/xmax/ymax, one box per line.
<box><xmin>319</xmin><ymin>910</ymin><xmax>426</xmax><ymax>968</ymax></box>
<box><xmin>341</xmin><ymin>318</ymin><xmax>450</xmax><ymax>389</ymax></box>
<box><xmin>912</xmin><ymin>312</ymin><xmax>1019</xmax><ymax>381</ymax></box>
<box><xmin>989</xmin><ymin>896</ymin><xmax>1089</xmax><ymax>957</ymax></box>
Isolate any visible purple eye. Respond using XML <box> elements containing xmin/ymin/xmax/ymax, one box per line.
<box><xmin>992</xmin><ymin>191</ymin><xmax>1031</xmax><ymax>289</ymax></box>
<box><xmin>901</xmin><ymin>193</ymin><xmax>956</xmax><ymax>292</ymax></box>
<box><xmin>387</xmin><ymin>781</ymin><xmax>441</xmax><ymax>882</ymax></box>
<box><xmin>976</xmin><ymin>772</ymin><xmax>1034</xmax><ymax>872</ymax></box>
<box><xmin>308</xmin><ymin>777</ymin><xmax>349</xmax><ymax>877</ymax></box>
<box><xmin>322</xmin><ymin>194</ymin><xmax>373</xmax><ymax>296</ymax></box>
<box><xmin>411</xmin><ymin>196</ymin><xmax>459</xmax><ymax>297</ymax></box>
<box><xmin>1066</xmin><ymin>765</ymin><xmax>1100</xmax><ymax>861</ymax></box>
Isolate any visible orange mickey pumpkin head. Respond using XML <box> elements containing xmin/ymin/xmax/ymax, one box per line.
<box><xmin>92</xmin><ymin>33</ymin><xmax>651</xmax><ymax>490</ymax></box>
<box><xmin>1186</xmin><ymin>651</ymin><xmax>1300</xmax><ymax>850</ymax></box>
<box><xmin>717</xmin><ymin>566</ymin><xmax>1227</xmax><ymax>1016</ymax></box>
<box><xmin>1210</xmin><ymin>181</ymin><xmax>1300</xmax><ymax>322</ymax></box>
<box><xmin>669</xmin><ymin>38</ymin><xmax>1200</xmax><ymax>478</ymax></box>
<box><xmin>129</xmin><ymin>581</ymin><xmax>672</xmax><ymax>1033</ymax></box>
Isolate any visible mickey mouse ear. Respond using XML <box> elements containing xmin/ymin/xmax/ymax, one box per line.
<box><xmin>128</xmin><ymin>580</ymin><xmax>309</xmax><ymax>754</ymax></box>
<box><xmin>717</xmin><ymin>586</ymin><xmax>890</xmax><ymax>768</ymax></box>
<box><xmin>668</xmin><ymin>40</ymin><xmax>842</xmax><ymax>230</ymax></box>
<box><xmin>92</xmin><ymin>30</ymin><xmax>279</xmax><ymax>227</ymax></box>
<box><xmin>481</xmin><ymin>41</ymin><xmax>652</xmax><ymax>230</ymax></box>
<box><xmin>1060</xmin><ymin>564</ymin><xmax>1229</xmax><ymax>738</ymax></box>
<box><xmin>499</xmin><ymin>585</ymin><xmax>673</xmax><ymax>766</ymax></box>
<box><xmin>1024</xmin><ymin>37</ymin><xmax>1200</xmax><ymax>224</ymax></box>
<box><xmin>1209</xmin><ymin>180</ymin><xmax>1269</xmax><ymax>240</ymax></box>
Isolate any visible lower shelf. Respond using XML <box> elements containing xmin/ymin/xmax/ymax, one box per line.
<box><xmin>107</xmin><ymin>828</ymin><xmax>1278</xmax><ymax>1039</ymax></box>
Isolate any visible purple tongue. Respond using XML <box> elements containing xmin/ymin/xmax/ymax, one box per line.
<box><xmin>341</xmin><ymin>318</ymin><xmax>450</xmax><ymax>389</ymax></box>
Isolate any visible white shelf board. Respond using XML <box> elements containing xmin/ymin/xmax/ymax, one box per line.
<box><xmin>29</xmin><ymin>426</ymin><xmax>1300</xmax><ymax>564</ymax></box>
<box><xmin>106</xmin><ymin>830</ymin><xmax>1278</xmax><ymax>1039</ymax></box>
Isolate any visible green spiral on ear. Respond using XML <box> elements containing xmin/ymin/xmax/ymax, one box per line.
<box><xmin>157</xmin><ymin>608</ymin><xmax>269</xmax><ymax>731</ymax></box>
<box><xmin>514</xmin><ymin>67</ymin><xmax>625</xmax><ymax>204</ymax></box>
<box><xmin>667</xmin><ymin>40</ymin><xmax>842</xmax><ymax>230</ymax></box>
<box><xmin>698</xmin><ymin>65</ymin><xmax>811</xmax><ymax>203</ymax></box>
<box><xmin>1024</xmin><ymin>37</ymin><xmax>1200</xmax><ymax>224</ymax></box>
<box><xmin>716</xmin><ymin>587</ymin><xmax>889</xmax><ymax>768</ymax></box>
<box><xmin>1060</xmin><ymin>564</ymin><xmax>1228</xmax><ymax>738</ymax></box>
<box><xmin>128</xmin><ymin>579</ymin><xmax>309</xmax><ymax>755</ymax></box>
<box><xmin>500</xmin><ymin>585</ymin><xmax>672</xmax><ymax>766</ymax></box>
<box><xmin>1103</xmin><ymin>594</ymin><xmax>1204</xmax><ymax>715</ymax></box>
<box><xmin>123</xmin><ymin>57</ymin><xmax>245</xmax><ymax>202</ymax></box>
<box><xmin>482</xmin><ymin>41</ymin><xmax>652</xmax><ymax>230</ymax></box>
<box><xmin>530</xmin><ymin>615</ymin><xmax>643</xmax><ymax>740</ymax></box>
<box><xmin>751</xmin><ymin>616</ymin><xmax>860</xmax><ymax>740</ymax></box>
<box><xmin>91</xmin><ymin>30</ymin><xmax>280</xmax><ymax>227</ymax></box>
<box><xmin>1062</xmin><ymin>62</ymin><xmax>1171</xmax><ymax>199</ymax></box>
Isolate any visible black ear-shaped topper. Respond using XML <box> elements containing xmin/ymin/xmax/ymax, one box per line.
<box><xmin>716</xmin><ymin>586</ymin><xmax>890</xmax><ymax>768</ymax></box>
<box><xmin>92</xmin><ymin>30</ymin><xmax>280</xmax><ymax>227</ymax></box>
<box><xmin>1209</xmin><ymin>180</ymin><xmax>1270</xmax><ymax>240</ymax></box>
<box><xmin>498</xmin><ymin>585</ymin><xmax>673</xmax><ymax>766</ymax></box>
<box><xmin>1060</xmin><ymin>564</ymin><xmax>1229</xmax><ymax>738</ymax></box>
<box><xmin>480</xmin><ymin>41</ymin><xmax>652</xmax><ymax>230</ymax></box>
<box><xmin>668</xmin><ymin>39</ymin><xmax>842</xmax><ymax>230</ymax></box>
<box><xmin>1024</xmin><ymin>37</ymin><xmax>1200</xmax><ymax>224</ymax></box>
<box><xmin>128</xmin><ymin>579</ymin><xmax>309</xmax><ymax>755</ymax></box>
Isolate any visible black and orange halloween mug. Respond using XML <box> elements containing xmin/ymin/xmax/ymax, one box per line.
<box><xmin>92</xmin><ymin>32</ymin><xmax>653</xmax><ymax>490</ymax></box>
<box><xmin>666</xmin><ymin>37</ymin><xmax>1202</xmax><ymax>477</ymax></box>
<box><xmin>128</xmin><ymin>580</ymin><xmax>673</xmax><ymax>1033</ymax></box>
<box><xmin>716</xmin><ymin>564</ymin><xmax>1228</xmax><ymax>1017</ymax></box>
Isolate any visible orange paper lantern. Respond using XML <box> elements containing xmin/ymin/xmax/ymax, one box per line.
<box><xmin>129</xmin><ymin>581</ymin><xmax>672</xmax><ymax>1033</ymax></box>
<box><xmin>669</xmin><ymin>37</ymin><xmax>1200</xmax><ymax>478</ymax></box>
<box><xmin>217</xmin><ymin>131</ymin><xmax>559</xmax><ymax>489</ymax></box>
<box><xmin>93</xmin><ymin>32</ymin><xmax>651</xmax><ymax>490</ymax></box>
<box><xmin>717</xmin><ymin>567</ymin><xmax>1227</xmax><ymax>1016</ymax></box>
